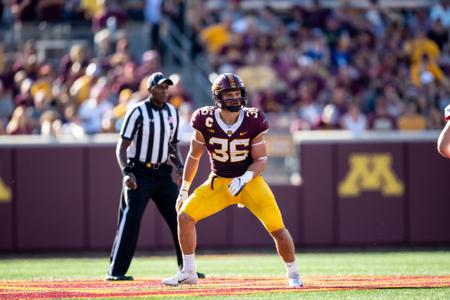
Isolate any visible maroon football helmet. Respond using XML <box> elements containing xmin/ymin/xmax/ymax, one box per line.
<box><xmin>211</xmin><ymin>73</ymin><xmax>247</xmax><ymax>112</ymax></box>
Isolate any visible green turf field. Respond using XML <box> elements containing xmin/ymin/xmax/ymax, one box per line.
<box><xmin>1</xmin><ymin>251</ymin><xmax>449</xmax><ymax>299</ymax></box>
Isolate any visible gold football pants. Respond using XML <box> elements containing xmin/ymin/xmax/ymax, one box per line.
<box><xmin>181</xmin><ymin>175</ymin><xmax>285</xmax><ymax>233</ymax></box>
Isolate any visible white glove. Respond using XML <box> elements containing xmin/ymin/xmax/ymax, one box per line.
<box><xmin>228</xmin><ymin>171</ymin><xmax>254</xmax><ymax>196</ymax></box>
<box><xmin>176</xmin><ymin>181</ymin><xmax>191</xmax><ymax>212</ymax></box>
<box><xmin>445</xmin><ymin>104</ymin><xmax>450</xmax><ymax>121</ymax></box>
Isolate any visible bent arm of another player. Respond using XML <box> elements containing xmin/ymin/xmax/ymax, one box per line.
<box><xmin>116</xmin><ymin>137</ymin><xmax>137</xmax><ymax>189</ymax></box>
<box><xmin>228</xmin><ymin>134</ymin><xmax>268</xmax><ymax>196</ymax></box>
<box><xmin>437</xmin><ymin>120</ymin><xmax>450</xmax><ymax>158</ymax></box>
<box><xmin>176</xmin><ymin>130</ymin><xmax>205</xmax><ymax>211</ymax></box>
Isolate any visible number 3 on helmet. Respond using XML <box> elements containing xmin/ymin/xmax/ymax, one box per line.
<box><xmin>211</xmin><ymin>73</ymin><xmax>247</xmax><ymax>112</ymax></box>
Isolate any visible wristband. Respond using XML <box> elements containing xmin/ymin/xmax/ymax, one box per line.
<box><xmin>181</xmin><ymin>180</ymin><xmax>191</xmax><ymax>192</ymax></box>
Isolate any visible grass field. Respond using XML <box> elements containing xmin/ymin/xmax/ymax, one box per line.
<box><xmin>1</xmin><ymin>251</ymin><xmax>449</xmax><ymax>299</ymax></box>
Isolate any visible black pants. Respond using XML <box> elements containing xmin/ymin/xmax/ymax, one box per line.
<box><xmin>108</xmin><ymin>164</ymin><xmax>182</xmax><ymax>276</ymax></box>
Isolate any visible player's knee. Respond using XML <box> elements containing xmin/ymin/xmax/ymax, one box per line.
<box><xmin>177</xmin><ymin>212</ymin><xmax>195</xmax><ymax>226</ymax></box>
<box><xmin>270</xmin><ymin>227</ymin><xmax>290</xmax><ymax>241</ymax></box>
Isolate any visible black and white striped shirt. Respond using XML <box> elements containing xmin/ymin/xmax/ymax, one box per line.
<box><xmin>120</xmin><ymin>100</ymin><xmax>179</xmax><ymax>164</ymax></box>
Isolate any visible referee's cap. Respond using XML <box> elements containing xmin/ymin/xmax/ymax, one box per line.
<box><xmin>147</xmin><ymin>72</ymin><xmax>173</xmax><ymax>89</ymax></box>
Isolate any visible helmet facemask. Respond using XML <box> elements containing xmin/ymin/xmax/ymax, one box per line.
<box><xmin>214</xmin><ymin>88</ymin><xmax>247</xmax><ymax>112</ymax></box>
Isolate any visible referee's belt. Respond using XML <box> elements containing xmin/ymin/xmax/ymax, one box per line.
<box><xmin>145</xmin><ymin>162</ymin><xmax>165</xmax><ymax>170</ymax></box>
<box><xmin>132</xmin><ymin>161</ymin><xmax>167</xmax><ymax>170</ymax></box>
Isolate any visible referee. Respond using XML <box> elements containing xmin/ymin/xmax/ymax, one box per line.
<box><xmin>106</xmin><ymin>72</ymin><xmax>203</xmax><ymax>280</ymax></box>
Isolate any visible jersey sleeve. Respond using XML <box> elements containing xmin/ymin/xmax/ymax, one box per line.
<box><xmin>120</xmin><ymin>106</ymin><xmax>141</xmax><ymax>140</ymax></box>
<box><xmin>191</xmin><ymin>108</ymin><xmax>205</xmax><ymax>133</ymax></box>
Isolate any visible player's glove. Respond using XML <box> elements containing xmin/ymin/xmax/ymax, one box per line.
<box><xmin>228</xmin><ymin>171</ymin><xmax>254</xmax><ymax>197</ymax></box>
<box><xmin>176</xmin><ymin>181</ymin><xmax>191</xmax><ymax>212</ymax></box>
<box><xmin>445</xmin><ymin>104</ymin><xmax>450</xmax><ymax>121</ymax></box>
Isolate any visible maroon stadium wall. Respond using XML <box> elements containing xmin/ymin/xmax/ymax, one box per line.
<box><xmin>0</xmin><ymin>134</ymin><xmax>449</xmax><ymax>252</ymax></box>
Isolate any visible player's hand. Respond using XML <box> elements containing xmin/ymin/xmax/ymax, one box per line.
<box><xmin>445</xmin><ymin>104</ymin><xmax>450</xmax><ymax>121</ymax></box>
<box><xmin>124</xmin><ymin>173</ymin><xmax>137</xmax><ymax>190</ymax></box>
<box><xmin>176</xmin><ymin>181</ymin><xmax>191</xmax><ymax>212</ymax></box>
<box><xmin>228</xmin><ymin>171</ymin><xmax>254</xmax><ymax>196</ymax></box>
<box><xmin>176</xmin><ymin>189</ymin><xmax>188</xmax><ymax>212</ymax></box>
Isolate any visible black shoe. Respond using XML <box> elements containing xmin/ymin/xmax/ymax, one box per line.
<box><xmin>106</xmin><ymin>274</ymin><xmax>134</xmax><ymax>281</ymax></box>
<box><xmin>196</xmin><ymin>272</ymin><xmax>206</xmax><ymax>279</ymax></box>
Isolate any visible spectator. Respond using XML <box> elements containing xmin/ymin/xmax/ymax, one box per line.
<box><xmin>136</xmin><ymin>50</ymin><xmax>160</xmax><ymax>80</ymax></box>
<box><xmin>167</xmin><ymin>73</ymin><xmax>193</xmax><ymax>108</ymax></box>
<box><xmin>59</xmin><ymin>43</ymin><xmax>89</xmax><ymax>85</ymax></box>
<box><xmin>340</xmin><ymin>101</ymin><xmax>367</xmax><ymax>134</ymax></box>
<box><xmin>403</xmin><ymin>29</ymin><xmax>440</xmax><ymax>65</ymax></box>
<box><xmin>427</xmin><ymin>19</ymin><xmax>449</xmax><ymax>50</ymax></box>
<box><xmin>318</xmin><ymin>103</ymin><xmax>340</xmax><ymax>129</ymax></box>
<box><xmin>14</xmin><ymin>77</ymin><xmax>34</xmax><ymax>107</ymax></box>
<box><xmin>39</xmin><ymin>110</ymin><xmax>61</xmax><ymax>136</ymax></box>
<box><xmin>109</xmin><ymin>37</ymin><xmax>134</xmax><ymax>67</ymax></box>
<box><xmin>145</xmin><ymin>0</ymin><xmax>163</xmax><ymax>50</ymax></box>
<box><xmin>77</xmin><ymin>78</ymin><xmax>113</xmax><ymax>134</ymax></box>
<box><xmin>368</xmin><ymin>97</ymin><xmax>397</xmax><ymax>130</ymax></box>
<box><xmin>92</xmin><ymin>0</ymin><xmax>127</xmax><ymax>33</ymax></box>
<box><xmin>59</xmin><ymin>102</ymin><xmax>85</xmax><ymax>138</ymax></box>
<box><xmin>397</xmin><ymin>100</ymin><xmax>427</xmax><ymax>131</ymax></box>
<box><xmin>31</xmin><ymin>64</ymin><xmax>55</xmax><ymax>104</ymax></box>
<box><xmin>177</xmin><ymin>102</ymin><xmax>193</xmax><ymax>142</ymax></box>
<box><xmin>430</xmin><ymin>0</ymin><xmax>450</xmax><ymax>28</ymax></box>
<box><xmin>200</xmin><ymin>15</ymin><xmax>233</xmax><ymax>55</ymax></box>
<box><xmin>11</xmin><ymin>0</ymin><xmax>38</xmax><ymax>22</ymax></box>
<box><xmin>0</xmin><ymin>80</ymin><xmax>14</xmax><ymax>123</ymax></box>
<box><xmin>69</xmin><ymin>62</ymin><xmax>103</xmax><ymax>103</ymax></box>
<box><xmin>6</xmin><ymin>105</ymin><xmax>34</xmax><ymax>134</ymax></box>
<box><xmin>237</xmin><ymin>50</ymin><xmax>277</xmax><ymax>95</ymax></box>
<box><xmin>411</xmin><ymin>54</ymin><xmax>446</xmax><ymax>87</ymax></box>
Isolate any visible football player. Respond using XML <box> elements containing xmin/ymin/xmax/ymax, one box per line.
<box><xmin>162</xmin><ymin>73</ymin><xmax>303</xmax><ymax>288</ymax></box>
<box><xmin>437</xmin><ymin>104</ymin><xmax>450</xmax><ymax>158</ymax></box>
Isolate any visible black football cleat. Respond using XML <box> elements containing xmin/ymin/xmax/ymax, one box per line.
<box><xmin>106</xmin><ymin>274</ymin><xmax>134</xmax><ymax>281</ymax></box>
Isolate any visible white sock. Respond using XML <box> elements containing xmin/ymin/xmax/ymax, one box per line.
<box><xmin>285</xmin><ymin>261</ymin><xmax>299</xmax><ymax>277</ymax></box>
<box><xmin>182</xmin><ymin>254</ymin><xmax>196</xmax><ymax>273</ymax></box>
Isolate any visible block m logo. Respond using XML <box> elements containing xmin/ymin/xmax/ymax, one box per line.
<box><xmin>338</xmin><ymin>153</ymin><xmax>404</xmax><ymax>197</ymax></box>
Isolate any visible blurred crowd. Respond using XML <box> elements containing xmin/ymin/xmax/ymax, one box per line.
<box><xmin>188</xmin><ymin>0</ymin><xmax>450</xmax><ymax>132</ymax></box>
<box><xmin>0</xmin><ymin>0</ymin><xmax>449</xmax><ymax>137</ymax></box>
<box><xmin>0</xmin><ymin>0</ymin><xmax>192</xmax><ymax>136</ymax></box>
<box><xmin>0</xmin><ymin>40</ymin><xmax>193</xmax><ymax>136</ymax></box>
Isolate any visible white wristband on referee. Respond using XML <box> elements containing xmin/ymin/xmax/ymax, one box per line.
<box><xmin>181</xmin><ymin>180</ymin><xmax>191</xmax><ymax>192</ymax></box>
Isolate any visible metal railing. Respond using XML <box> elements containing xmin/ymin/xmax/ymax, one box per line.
<box><xmin>160</xmin><ymin>18</ymin><xmax>213</xmax><ymax>107</ymax></box>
